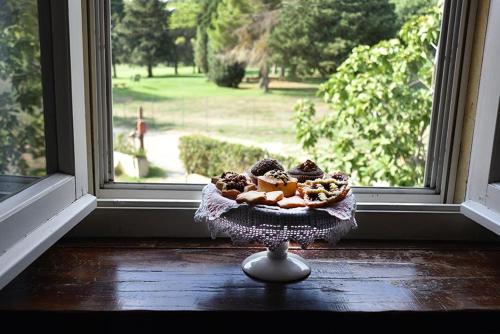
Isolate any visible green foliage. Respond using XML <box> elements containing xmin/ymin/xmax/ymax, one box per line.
<box><xmin>111</xmin><ymin>0</ymin><xmax>126</xmax><ymax>78</ymax></box>
<box><xmin>194</xmin><ymin>26</ymin><xmax>209</xmax><ymax>73</ymax></box>
<box><xmin>118</xmin><ymin>0</ymin><xmax>173</xmax><ymax>77</ymax></box>
<box><xmin>169</xmin><ymin>0</ymin><xmax>201</xmax><ymax>30</ymax></box>
<box><xmin>207</xmin><ymin>0</ymin><xmax>254</xmax><ymax>53</ymax></box>
<box><xmin>193</xmin><ymin>0</ymin><xmax>220</xmax><ymax>73</ymax></box>
<box><xmin>391</xmin><ymin>0</ymin><xmax>438</xmax><ymax>26</ymax></box>
<box><xmin>294</xmin><ymin>7</ymin><xmax>441</xmax><ymax>186</ymax></box>
<box><xmin>207</xmin><ymin>52</ymin><xmax>246</xmax><ymax>88</ymax></box>
<box><xmin>179</xmin><ymin>135</ymin><xmax>296</xmax><ymax>177</ymax></box>
<box><xmin>269</xmin><ymin>0</ymin><xmax>398</xmax><ymax>77</ymax></box>
<box><xmin>0</xmin><ymin>0</ymin><xmax>45</xmax><ymax>176</ymax></box>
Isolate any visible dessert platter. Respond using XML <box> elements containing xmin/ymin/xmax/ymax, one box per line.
<box><xmin>195</xmin><ymin>159</ymin><xmax>357</xmax><ymax>282</ymax></box>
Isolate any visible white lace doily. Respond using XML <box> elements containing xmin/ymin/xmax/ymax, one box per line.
<box><xmin>195</xmin><ymin>183</ymin><xmax>357</xmax><ymax>249</ymax></box>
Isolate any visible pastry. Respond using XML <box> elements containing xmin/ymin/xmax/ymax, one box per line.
<box><xmin>287</xmin><ymin>159</ymin><xmax>324</xmax><ymax>182</ymax></box>
<box><xmin>298</xmin><ymin>178</ymin><xmax>350</xmax><ymax>208</ymax></box>
<box><xmin>277</xmin><ymin>196</ymin><xmax>306</xmax><ymax>208</ymax></box>
<box><xmin>249</xmin><ymin>158</ymin><xmax>284</xmax><ymax>182</ymax></box>
<box><xmin>327</xmin><ymin>171</ymin><xmax>349</xmax><ymax>185</ymax></box>
<box><xmin>236</xmin><ymin>191</ymin><xmax>266</xmax><ymax>205</ymax></box>
<box><xmin>257</xmin><ymin>170</ymin><xmax>297</xmax><ymax>197</ymax></box>
<box><xmin>211</xmin><ymin>171</ymin><xmax>238</xmax><ymax>185</ymax></box>
<box><xmin>214</xmin><ymin>172</ymin><xmax>256</xmax><ymax>199</ymax></box>
<box><xmin>262</xmin><ymin>191</ymin><xmax>284</xmax><ymax>206</ymax></box>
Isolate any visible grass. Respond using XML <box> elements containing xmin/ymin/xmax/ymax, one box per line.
<box><xmin>112</xmin><ymin>64</ymin><xmax>329</xmax><ymax>148</ymax></box>
<box><xmin>115</xmin><ymin>164</ymin><xmax>168</xmax><ymax>183</ymax></box>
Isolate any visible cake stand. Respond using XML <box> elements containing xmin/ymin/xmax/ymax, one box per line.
<box><xmin>195</xmin><ymin>184</ymin><xmax>357</xmax><ymax>283</ymax></box>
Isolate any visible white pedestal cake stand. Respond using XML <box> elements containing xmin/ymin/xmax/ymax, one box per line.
<box><xmin>195</xmin><ymin>184</ymin><xmax>356</xmax><ymax>283</ymax></box>
<box><xmin>241</xmin><ymin>241</ymin><xmax>311</xmax><ymax>282</ymax></box>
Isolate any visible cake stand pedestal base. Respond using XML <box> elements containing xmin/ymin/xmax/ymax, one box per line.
<box><xmin>241</xmin><ymin>242</ymin><xmax>311</xmax><ymax>282</ymax></box>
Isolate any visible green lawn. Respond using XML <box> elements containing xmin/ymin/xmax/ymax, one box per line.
<box><xmin>112</xmin><ymin>64</ymin><xmax>328</xmax><ymax>149</ymax></box>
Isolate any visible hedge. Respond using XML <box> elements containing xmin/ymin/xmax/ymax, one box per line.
<box><xmin>179</xmin><ymin>135</ymin><xmax>297</xmax><ymax>177</ymax></box>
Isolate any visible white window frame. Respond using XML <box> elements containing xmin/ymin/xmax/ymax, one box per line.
<box><xmin>0</xmin><ymin>0</ymin><xmax>96</xmax><ymax>290</ymax></box>
<box><xmin>72</xmin><ymin>0</ymin><xmax>500</xmax><ymax>241</ymax></box>
<box><xmin>88</xmin><ymin>0</ymin><xmax>478</xmax><ymax>208</ymax></box>
<box><xmin>461</xmin><ymin>0</ymin><xmax>500</xmax><ymax>235</ymax></box>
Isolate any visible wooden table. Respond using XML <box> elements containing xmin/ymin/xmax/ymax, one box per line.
<box><xmin>0</xmin><ymin>239</ymin><xmax>499</xmax><ymax>331</ymax></box>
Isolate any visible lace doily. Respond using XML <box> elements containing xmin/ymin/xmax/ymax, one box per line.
<box><xmin>195</xmin><ymin>183</ymin><xmax>357</xmax><ymax>250</ymax></box>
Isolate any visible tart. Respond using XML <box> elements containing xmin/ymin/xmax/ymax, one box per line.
<box><xmin>326</xmin><ymin>171</ymin><xmax>349</xmax><ymax>186</ymax></box>
<box><xmin>298</xmin><ymin>178</ymin><xmax>350</xmax><ymax>208</ymax></box>
<box><xmin>257</xmin><ymin>170</ymin><xmax>297</xmax><ymax>197</ymax></box>
<box><xmin>249</xmin><ymin>158</ymin><xmax>284</xmax><ymax>183</ymax></box>
<box><xmin>213</xmin><ymin>172</ymin><xmax>256</xmax><ymax>199</ymax></box>
<box><xmin>287</xmin><ymin>159</ymin><xmax>324</xmax><ymax>182</ymax></box>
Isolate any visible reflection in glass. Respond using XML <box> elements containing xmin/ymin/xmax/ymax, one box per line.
<box><xmin>0</xmin><ymin>1</ymin><xmax>46</xmax><ymax>201</ymax></box>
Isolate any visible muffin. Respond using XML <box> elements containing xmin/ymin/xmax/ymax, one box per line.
<box><xmin>249</xmin><ymin>158</ymin><xmax>284</xmax><ymax>183</ymax></box>
<box><xmin>257</xmin><ymin>170</ymin><xmax>297</xmax><ymax>197</ymax></box>
<box><xmin>287</xmin><ymin>160</ymin><xmax>324</xmax><ymax>183</ymax></box>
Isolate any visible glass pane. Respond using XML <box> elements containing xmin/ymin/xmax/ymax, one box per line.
<box><xmin>110</xmin><ymin>0</ymin><xmax>442</xmax><ymax>187</ymax></box>
<box><xmin>0</xmin><ymin>0</ymin><xmax>46</xmax><ymax>201</ymax></box>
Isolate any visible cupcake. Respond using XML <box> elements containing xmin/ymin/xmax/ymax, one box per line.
<box><xmin>257</xmin><ymin>170</ymin><xmax>298</xmax><ymax>197</ymax></box>
<box><xmin>249</xmin><ymin>158</ymin><xmax>284</xmax><ymax>183</ymax></box>
<box><xmin>287</xmin><ymin>160</ymin><xmax>324</xmax><ymax>183</ymax></box>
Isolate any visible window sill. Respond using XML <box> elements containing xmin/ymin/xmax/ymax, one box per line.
<box><xmin>0</xmin><ymin>238</ymin><xmax>498</xmax><ymax>330</ymax></box>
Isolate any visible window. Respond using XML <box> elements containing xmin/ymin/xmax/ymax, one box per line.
<box><xmin>91</xmin><ymin>0</ymin><xmax>478</xmax><ymax>205</ymax></box>
<box><xmin>461</xmin><ymin>0</ymin><xmax>500</xmax><ymax>235</ymax></box>
<box><xmin>0</xmin><ymin>1</ymin><xmax>47</xmax><ymax>201</ymax></box>
<box><xmin>0</xmin><ymin>0</ymin><xmax>96</xmax><ymax>290</ymax></box>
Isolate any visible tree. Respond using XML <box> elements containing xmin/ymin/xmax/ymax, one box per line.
<box><xmin>0</xmin><ymin>0</ymin><xmax>45</xmax><ymax>175</ymax></box>
<box><xmin>206</xmin><ymin>0</ymin><xmax>253</xmax><ymax>87</ymax></box>
<box><xmin>110</xmin><ymin>0</ymin><xmax>125</xmax><ymax>78</ymax></box>
<box><xmin>169</xmin><ymin>0</ymin><xmax>201</xmax><ymax>74</ymax></box>
<box><xmin>391</xmin><ymin>0</ymin><xmax>438</xmax><ymax>26</ymax></box>
<box><xmin>193</xmin><ymin>0</ymin><xmax>220</xmax><ymax>73</ymax></box>
<box><xmin>294</xmin><ymin>7</ymin><xmax>441</xmax><ymax>186</ymax></box>
<box><xmin>119</xmin><ymin>0</ymin><xmax>173</xmax><ymax>78</ymax></box>
<box><xmin>228</xmin><ymin>1</ymin><xmax>281</xmax><ymax>92</ymax></box>
<box><xmin>269</xmin><ymin>0</ymin><xmax>398</xmax><ymax>77</ymax></box>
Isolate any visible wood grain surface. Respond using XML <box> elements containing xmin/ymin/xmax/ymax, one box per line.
<box><xmin>0</xmin><ymin>239</ymin><xmax>499</xmax><ymax>313</ymax></box>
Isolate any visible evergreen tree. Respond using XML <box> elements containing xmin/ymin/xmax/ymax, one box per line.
<box><xmin>194</xmin><ymin>26</ymin><xmax>209</xmax><ymax>73</ymax></box>
<box><xmin>119</xmin><ymin>0</ymin><xmax>173</xmax><ymax>78</ymax></box>
<box><xmin>194</xmin><ymin>0</ymin><xmax>220</xmax><ymax>73</ymax></box>
<box><xmin>270</xmin><ymin>0</ymin><xmax>398</xmax><ymax>77</ymax></box>
<box><xmin>110</xmin><ymin>0</ymin><xmax>125</xmax><ymax>78</ymax></box>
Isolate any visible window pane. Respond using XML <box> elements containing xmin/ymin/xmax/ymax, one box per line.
<box><xmin>110</xmin><ymin>0</ymin><xmax>442</xmax><ymax>187</ymax></box>
<box><xmin>0</xmin><ymin>0</ymin><xmax>46</xmax><ymax>201</ymax></box>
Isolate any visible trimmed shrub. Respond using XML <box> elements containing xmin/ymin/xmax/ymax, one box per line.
<box><xmin>208</xmin><ymin>49</ymin><xmax>246</xmax><ymax>88</ymax></box>
<box><xmin>179</xmin><ymin>135</ymin><xmax>297</xmax><ymax>177</ymax></box>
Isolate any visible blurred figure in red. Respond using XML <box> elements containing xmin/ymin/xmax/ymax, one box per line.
<box><xmin>130</xmin><ymin>106</ymin><xmax>146</xmax><ymax>150</ymax></box>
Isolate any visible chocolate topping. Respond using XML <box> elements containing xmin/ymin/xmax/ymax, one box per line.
<box><xmin>263</xmin><ymin>169</ymin><xmax>291</xmax><ymax>185</ymax></box>
<box><xmin>250</xmin><ymin>159</ymin><xmax>284</xmax><ymax>176</ymax></box>
<box><xmin>299</xmin><ymin>160</ymin><xmax>319</xmax><ymax>172</ymax></box>
<box><xmin>329</xmin><ymin>171</ymin><xmax>349</xmax><ymax>183</ymax></box>
<box><xmin>288</xmin><ymin>159</ymin><xmax>323</xmax><ymax>177</ymax></box>
<box><xmin>223</xmin><ymin>174</ymin><xmax>249</xmax><ymax>192</ymax></box>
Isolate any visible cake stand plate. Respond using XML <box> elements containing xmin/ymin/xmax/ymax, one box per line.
<box><xmin>242</xmin><ymin>242</ymin><xmax>311</xmax><ymax>282</ymax></box>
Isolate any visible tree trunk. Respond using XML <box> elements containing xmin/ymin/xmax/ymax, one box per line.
<box><xmin>147</xmin><ymin>63</ymin><xmax>153</xmax><ymax>78</ymax></box>
<box><xmin>112</xmin><ymin>62</ymin><xmax>117</xmax><ymax>79</ymax></box>
<box><xmin>259</xmin><ymin>64</ymin><xmax>270</xmax><ymax>93</ymax></box>
<box><xmin>174</xmin><ymin>59</ymin><xmax>178</xmax><ymax>76</ymax></box>
<box><xmin>280</xmin><ymin>65</ymin><xmax>285</xmax><ymax>79</ymax></box>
